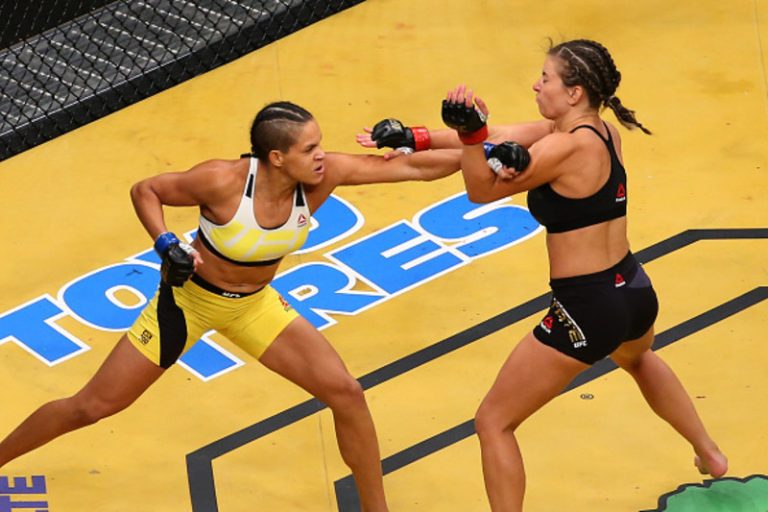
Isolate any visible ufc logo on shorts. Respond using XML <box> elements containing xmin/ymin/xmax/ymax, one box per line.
<box><xmin>140</xmin><ymin>329</ymin><xmax>153</xmax><ymax>345</ymax></box>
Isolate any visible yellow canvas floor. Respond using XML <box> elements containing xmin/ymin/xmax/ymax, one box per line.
<box><xmin>1</xmin><ymin>1</ymin><xmax>767</xmax><ymax>511</ymax></box>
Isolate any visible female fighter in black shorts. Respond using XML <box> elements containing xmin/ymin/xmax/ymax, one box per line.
<box><xmin>360</xmin><ymin>39</ymin><xmax>728</xmax><ymax>512</ymax></box>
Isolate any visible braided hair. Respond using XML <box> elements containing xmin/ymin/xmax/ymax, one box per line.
<box><xmin>249</xmin><ymin>101</ymin><xmax>314</xmax><ymax>160</ymax></box>
<box><xmin>549</xmin><ymin>39</ymin><xmax>651</xmax><ymax>135</ymax></box>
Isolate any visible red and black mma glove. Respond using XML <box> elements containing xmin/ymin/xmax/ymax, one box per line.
<box><xmin>485</xmin><ymin>142</ymin><xmax>531</xmax><ymax>175</ymax></box>
<box><xmin>441</xmin><ymin>99</ymin><xmax>488</xmax><ymax>145</ymax></box>
<box><xmin>154</xmin><ymin>232</ymin><xmax>195</xmax><ymax>286</ymax></box>
<box><xmin>370</xmin><ymin>118</ymin><xmax>431</xmax><ymax>154</ymax></box>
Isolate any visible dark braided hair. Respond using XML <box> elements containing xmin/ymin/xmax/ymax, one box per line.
<box><xmin>549</xmin><ymin>39</ymin><xmax>651</xmax><ymax>135</ymax></box>
<box><xmin>249</xmin><ymin>101</ymin><xmax>314</xmax><ymax>160</ymax></box>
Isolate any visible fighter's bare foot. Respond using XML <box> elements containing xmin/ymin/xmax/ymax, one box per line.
<box><xmin>694</xmin><ymin>451</ymin><xmax>728</xmax><ymax>478</ymax></box>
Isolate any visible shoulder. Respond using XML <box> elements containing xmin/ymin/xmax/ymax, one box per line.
<box><xmin>603</xmin><ymin>120</ymin><xmax>621</xmax><ymax>141</ymax></box>
<box><xmin>603</xmin><ymin>121</ymin><xmax>624</xmax><ymax>155</ymax></box>
<box><xmin>489</xmin><ymin>119</ymin><xmax>555</xmax><ymax>147</ymax></box>
<box><xmin>531</xmin><ymin>130</ymin><xmax>581</xmax><ymax>157</ymax></box>
<box><xmin>177</xmin><ymin>157</ymin><xmax>249</xmax><ymax>205</ymax></box>
<box><xmin>301</xmin><ymin>152</ymin><xmax>360</xmax><ymax>207</ymax></box>
<box><xmin>324</xmin><ymin>151</ymin><xmax>377</xmax><ymax>168</ymax></box>
<box><xmin>570</xmin><ymin>121</ymin><xmax>623</xmax><ymax>160</ymax></box>
<box><xmin>320</xmin><ymin>152</ymin><xmax>350</xmax><ymax>181</ymax></box>
<box><xmin>323</xmin><ymin>152</ymin><xmax>353</xmax><ymax>166</ymax></box>
<box><xmin>187</xmin><ymin>157</ymin><xmax>247</xmax><ymax>184</ymax></box>
<box><xmin>189</xmin><ymin>157</ymin><xmax>246</xmax><ymax>175</ymax></box>
<box><xmin>525</xmin><ymin>129</ymin><xmax>596</xmax><ymax>180</ymax></box>
<box><xmin>322</xmin><ymin>151</ymin><xmax>382</xmax><ymax>181</ymax></box>
<box><xmin>542</xmin><ymin>123</ymin><xmax>615</xmax><ymax>157</ymax></box>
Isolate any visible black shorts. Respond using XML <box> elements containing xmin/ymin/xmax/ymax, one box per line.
<box><xmin>533</xmin><ymin>252</ymin><xmax>658</xmax><ymax>364</ymax></box>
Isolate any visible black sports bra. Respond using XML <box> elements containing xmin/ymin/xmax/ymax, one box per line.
<box><xmin>526</xmin><ymin>123</ymin><xmax>627</xmax><ymax>233</ymax></box>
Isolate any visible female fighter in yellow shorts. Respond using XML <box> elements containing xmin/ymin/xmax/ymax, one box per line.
<box><xmin>0</xmin><ymin>101</ymin><xmax>460</xmax><ymax>512</ymax></box>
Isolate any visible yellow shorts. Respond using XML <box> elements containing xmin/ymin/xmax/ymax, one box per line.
<box><xmin>127</xmin><ymin>275</ymin><xmax>298</xmax><ymax>368</ymax></box>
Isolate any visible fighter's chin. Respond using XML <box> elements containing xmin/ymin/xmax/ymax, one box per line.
<box><xmin>535</xmin><ymin>102</ymin><xmax>555</xmax><ymax>120</ymax></box>
<box><xmin>308</xmin><ymin>165</ymin><xmax>325</xmax><ymax>182</ymax></box>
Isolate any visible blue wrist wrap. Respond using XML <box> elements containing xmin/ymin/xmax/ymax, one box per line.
<box><xmin>483</xmin><ymin>142</ymin><xmax>496</xmax><ymax>159</ymax></box>
<box><xmin>154</xmin><ymin>232</ymin><xmax>180</xmax><ymax>256</ymax></box>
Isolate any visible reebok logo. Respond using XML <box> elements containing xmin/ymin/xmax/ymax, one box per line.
<box><xmin>297</xmin><ymin>213</ymin><xmax>308</xmax><ymax>227</ymax></box>
<box><xmin>540</xmin><ymin>315</ymin><xmax>554</xmax><ymax>334</ymax></box>
<box><xmin>615</xmin><ymin>273</ymin><xmax>626</xmax><ymax>287</ymax></box>
<box><xmin>615</xmin><ymin>183</ymin><xmax>626</xmax><ymax>202</ymax></box>
<box><xmin>222</xmin><ymin>291</ymin><xmax>242</xmax><ymax>298</ymax></box>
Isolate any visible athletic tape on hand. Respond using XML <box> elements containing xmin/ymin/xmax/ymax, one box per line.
<box><xmin>487</xmin><ymin>158</ymin><xmax>503</xmax><ymax>175</ymax></box>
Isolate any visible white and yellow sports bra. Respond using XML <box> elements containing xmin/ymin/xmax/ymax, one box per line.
<box><xmin>197</xmin><ymin>157</ymin><xmax>310</xmax><ymax>266</ymax></box>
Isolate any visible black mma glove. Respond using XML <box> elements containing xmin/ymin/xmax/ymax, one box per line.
<box><xmin>370</xmin><ymin>119</ymin><xmax>431</xmax><ymax>153</ymax></box>
<box><xmin>486</xmin><ymin>142</ymin><xmax>531</xmax><ymax>175</ymax></box>
<box><xmin>154</xmin><ymin>232</ymin><xmax>195</xmax><ymax>286</ymax></box>
<box><xmin>441</xmin><ymin>99</ymin><xmax>488</xmax><ymax>144</ymax></box>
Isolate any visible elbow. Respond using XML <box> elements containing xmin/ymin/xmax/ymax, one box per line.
<box><xmin>461</xmin><ymin>178</ymin><xmax>493</xmax><ymax>203</ymax></box>
<box><xmin>465</xmin><ymin>188</ymin><xmax>494</xmax><ymax>204</ymax></box>
<box><xmin>129</xmin><ymin>179</ymin><xmax>152</xmax><ymax>206</ymax></box>
<box><xmin>463</xmin><ymin>177</ymin><xmax>512</xmax><ymax>203</ymax></box>
<box><xmin>129</xmin><ymin>181</ymin><xmax>143</xmax><ymax>204</ymax></box>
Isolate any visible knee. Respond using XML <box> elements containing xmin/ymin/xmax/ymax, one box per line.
<box><xmin>612</xmin><ymin>349</ymin><xmax>652</xmax><ymax>375</ymax></box>
<box><xmin>322</xmin><ymin>375</ymin><xmax>367</xmax><ymax>411</ymax></box>
<box><xmin>611</xmin><ymin>355</ymin><xmax>634</xmax><ymax>373</ymax></box>
<box><xmin>69</xmin><ymin>395</ymin><xmax>131</xmax><ymax>427</ymax></box>
<box><xmin>474</xmin><ymin>402</ymin><xmax>519</xmax><ymax>443</ymax></box>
